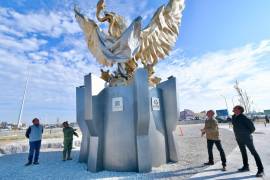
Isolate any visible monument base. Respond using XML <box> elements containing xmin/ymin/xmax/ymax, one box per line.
<box><xmin>76</xmin><ymin>68</ymin><xmax>180</xmax><ymax>172</ymax></box>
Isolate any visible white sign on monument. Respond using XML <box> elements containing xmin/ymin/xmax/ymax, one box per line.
<box><xmin>112</xmin><ymin>97</ymin><xmax>123</xmax><ymax>112</ymax></box>
<box><xmin>151</xmin><ymin>97</ymin><xmax>160</xmax><ymax>111</ymax></box>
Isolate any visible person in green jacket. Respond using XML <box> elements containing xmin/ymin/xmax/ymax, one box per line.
<box><xmin>62</xmin><ymin>121</ymin><xmax>79</xmax><ymax>161</ymax></box>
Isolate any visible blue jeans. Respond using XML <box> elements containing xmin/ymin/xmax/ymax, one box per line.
<box><xmin>28</xmin><ymin>140</ymin><xmax>41</xmax><ymax>163</ymax></box>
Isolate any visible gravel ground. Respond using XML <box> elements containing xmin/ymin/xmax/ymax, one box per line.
<box><xmin>170</xmin><ymin>124</ymin><xmax>237</xmax><ymax>180</ymax></box>
<box><xmin>0</xmin><ymin>124</ymin><xmax>237</xmax><ymax>180</ymax></box>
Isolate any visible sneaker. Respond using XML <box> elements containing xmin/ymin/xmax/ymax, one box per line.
<box><xmin>33</xmin><ymin>162</ymin><xmax>39</xmax><ymax>165</ymax></box>
<box><xmin>204</xmin><ymin>162</ymin><xmax>214</xmax><ymax>166</ymax></box>
<box><xmin>222</xmin><ymin>166</ymin><xmax>226</xmax><ymax>171</ymax></box>
<box><xmin>238</xmin><ymin>166</ymin><xmax>250</xmax><ymax>172</ymax></box>
<box><xmin>67</xmin><ymin>158</ymin><xmax>72</xmax><ymax>161</ymax></box>
<box><xmin>256</xmin><ymin>170</ymin><xmax>264</xmax><ymax>177</ymax></box>
<box><xmin>25</xmin><ymin>162</ymin><xmax>32</xmax><ymax>166</ymax></box>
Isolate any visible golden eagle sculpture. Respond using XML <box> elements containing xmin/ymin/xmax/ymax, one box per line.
<box><xmin>75</xmin><ymin>0</ymin><xmax>185</xmax><ymax>86</ymax></box>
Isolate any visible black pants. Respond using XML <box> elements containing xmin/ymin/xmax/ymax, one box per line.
<box><xmin>236</xmin><ymin>136</ymin><xmax>264</xmax><ymax>171</ymax></box>
<box><xmin>207</xmin><ymin>139</ymin><xmax>226</xmax><ymax>166</ymax></box>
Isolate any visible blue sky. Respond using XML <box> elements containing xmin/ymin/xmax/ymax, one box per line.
<box><xmin>0</xmin><ymin>0</ymin><xmax>270</xmax><ymax>124</ymax></box>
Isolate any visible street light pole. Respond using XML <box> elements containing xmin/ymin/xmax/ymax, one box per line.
<box><xmin>17</xmin><ymin>69</ymin><xmax>30</xmax><ymax>128</ymax></box>
<box><xmin>220</xmin><ymin>94</ymin><xmax>229</xmax><ymax>112</ymax></box>
<box><xmin>231</xmin><ymin>95</ymin><xmax>238</xmax><ymax>107</ymax></box>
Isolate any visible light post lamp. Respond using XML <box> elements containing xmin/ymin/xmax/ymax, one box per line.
<box><xmin>231</xmin><ymin>95</ymin><xmax>239</xmax><ymax>107</ymax></box>
<box><xmin>17</xmin><ymin>68</ymin><xmax>30</xmax><ymax>129</ymax></box>
<box><xmin>220</xmin><ymin>94</ymin><xmax>229</xmax><ymax>112</ymax></box>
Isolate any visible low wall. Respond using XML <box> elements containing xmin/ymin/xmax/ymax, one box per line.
<box><xmin>0</xmin><ymin>138</ymin><xmax>81</xmax><ymax>155</ymax></box>
<box><xmin>178</xmin><ymin>120</ymin><xmax>205</xmax><ymax>125</ymax></box>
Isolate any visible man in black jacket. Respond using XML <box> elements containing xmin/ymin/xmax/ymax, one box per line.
<box><xmin>232</xmin><ymin>105</ymin><xmax>264</xmax><ymax>177</ymax></box>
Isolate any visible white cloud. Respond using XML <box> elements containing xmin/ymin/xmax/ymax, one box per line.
<box><xmin>0</xmin><ymin>47</ymin><xmax>103</xmax><ymax>124</ymax></box>
<box><xmin>1</xmin><ymin>2</ymin><xmax>270</xmax><ymax>124</ymax></box>
<box><xmin>0</xmin><ymin>34</ymin><xmax>47</xmax><ymax>52</ymax></box>
<box><xmin>156</xmin><ymin>40</ymin><xmax>270</xmax><ymax>113</ymax></box>
<box><xmin>0</xmin><ymin>24</ymin><xmax>24</xmax><ymax>37</ymax></box>
<box><xmin>0</xmin><ymin>6</ymin><xmax>102</xmax><ymax>123</ymax></box>
<box><xmin>0</xmin><ymin>7</ymin><xmax>81</xmax><ymax>38</ymax></box>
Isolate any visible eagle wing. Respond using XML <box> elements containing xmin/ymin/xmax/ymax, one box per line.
<box><xmin>137</xmin><ymin>0</ymin><xmax>185</xmax><ymax>65</ymax></box>
<box><xmin>75</xmin><ymin>7</ymin><xmax>142</xmax><ymax>66</ymax></box>
<box><xmin>74</xmin><ymin>7</ymin><xmax>113</xmax><ymax>66</ymax></box>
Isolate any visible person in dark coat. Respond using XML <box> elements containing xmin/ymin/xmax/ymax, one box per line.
<box><xmin>232</xmin><ymin>105</ymin><xmax>264</xmax><ymax>177</ymax></box>
<box><xmin>62</xmin><ymin>121</ymin><xmax>79</xmax><ymax>161</ymax></box>
<box><xmin>25</xmin><ymin>118</ymin><xmax>43</xmax><ymax>166</ymax></box>
<box><xmin>265</xmin><ymin>115</ymin><xmax>269</xmax><ymax>124</ymax></box>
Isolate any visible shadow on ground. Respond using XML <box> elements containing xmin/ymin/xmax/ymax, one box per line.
<box><xmin>0</xmin><ymin>125</ymin><xmax>237</xmax><ymax>180</ymax></box>
<box><xmin>0</xmin><ymin>150</ymin><xmax>238</xmax><ymax>180</ymax></box>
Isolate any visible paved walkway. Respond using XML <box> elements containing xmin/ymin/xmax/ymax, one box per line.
<box><xmin>190</xmin><ymin>124</ymin><xmax>270</xmax><ymax>180</ymax></box>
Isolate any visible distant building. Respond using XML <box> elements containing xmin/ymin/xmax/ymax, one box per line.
<box><xmin>0</xmin><ymin>121</ymin><xmax>8</xmax><ymax>129</ymax></box>
<box><xmin>195</xmin><ymin>111</ymin><xmax>207</xmax><ymax>120</ymax></box>
<box><xmin>216</xmin><ymin>109</ymin><xmax>229</xmax><ymax>117</ymax></box>
<box><xmin>215</xmin><ymin>109</ymin><xmax>229</xmax><ymax>122</ymax></box>
<box><xmin>264</xmin><ymin>110</ymin><xmax>270</xmax><ymax>115</ymax></box>
<box><xmin>0</xmin><ymin>122</ymin><xmax>25</xmax><ymax>129</ymax></box>
<box><xmin>180</xmin><ymin>109</ymin><xmax>195</xmax><ymax>120</ymax></box>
